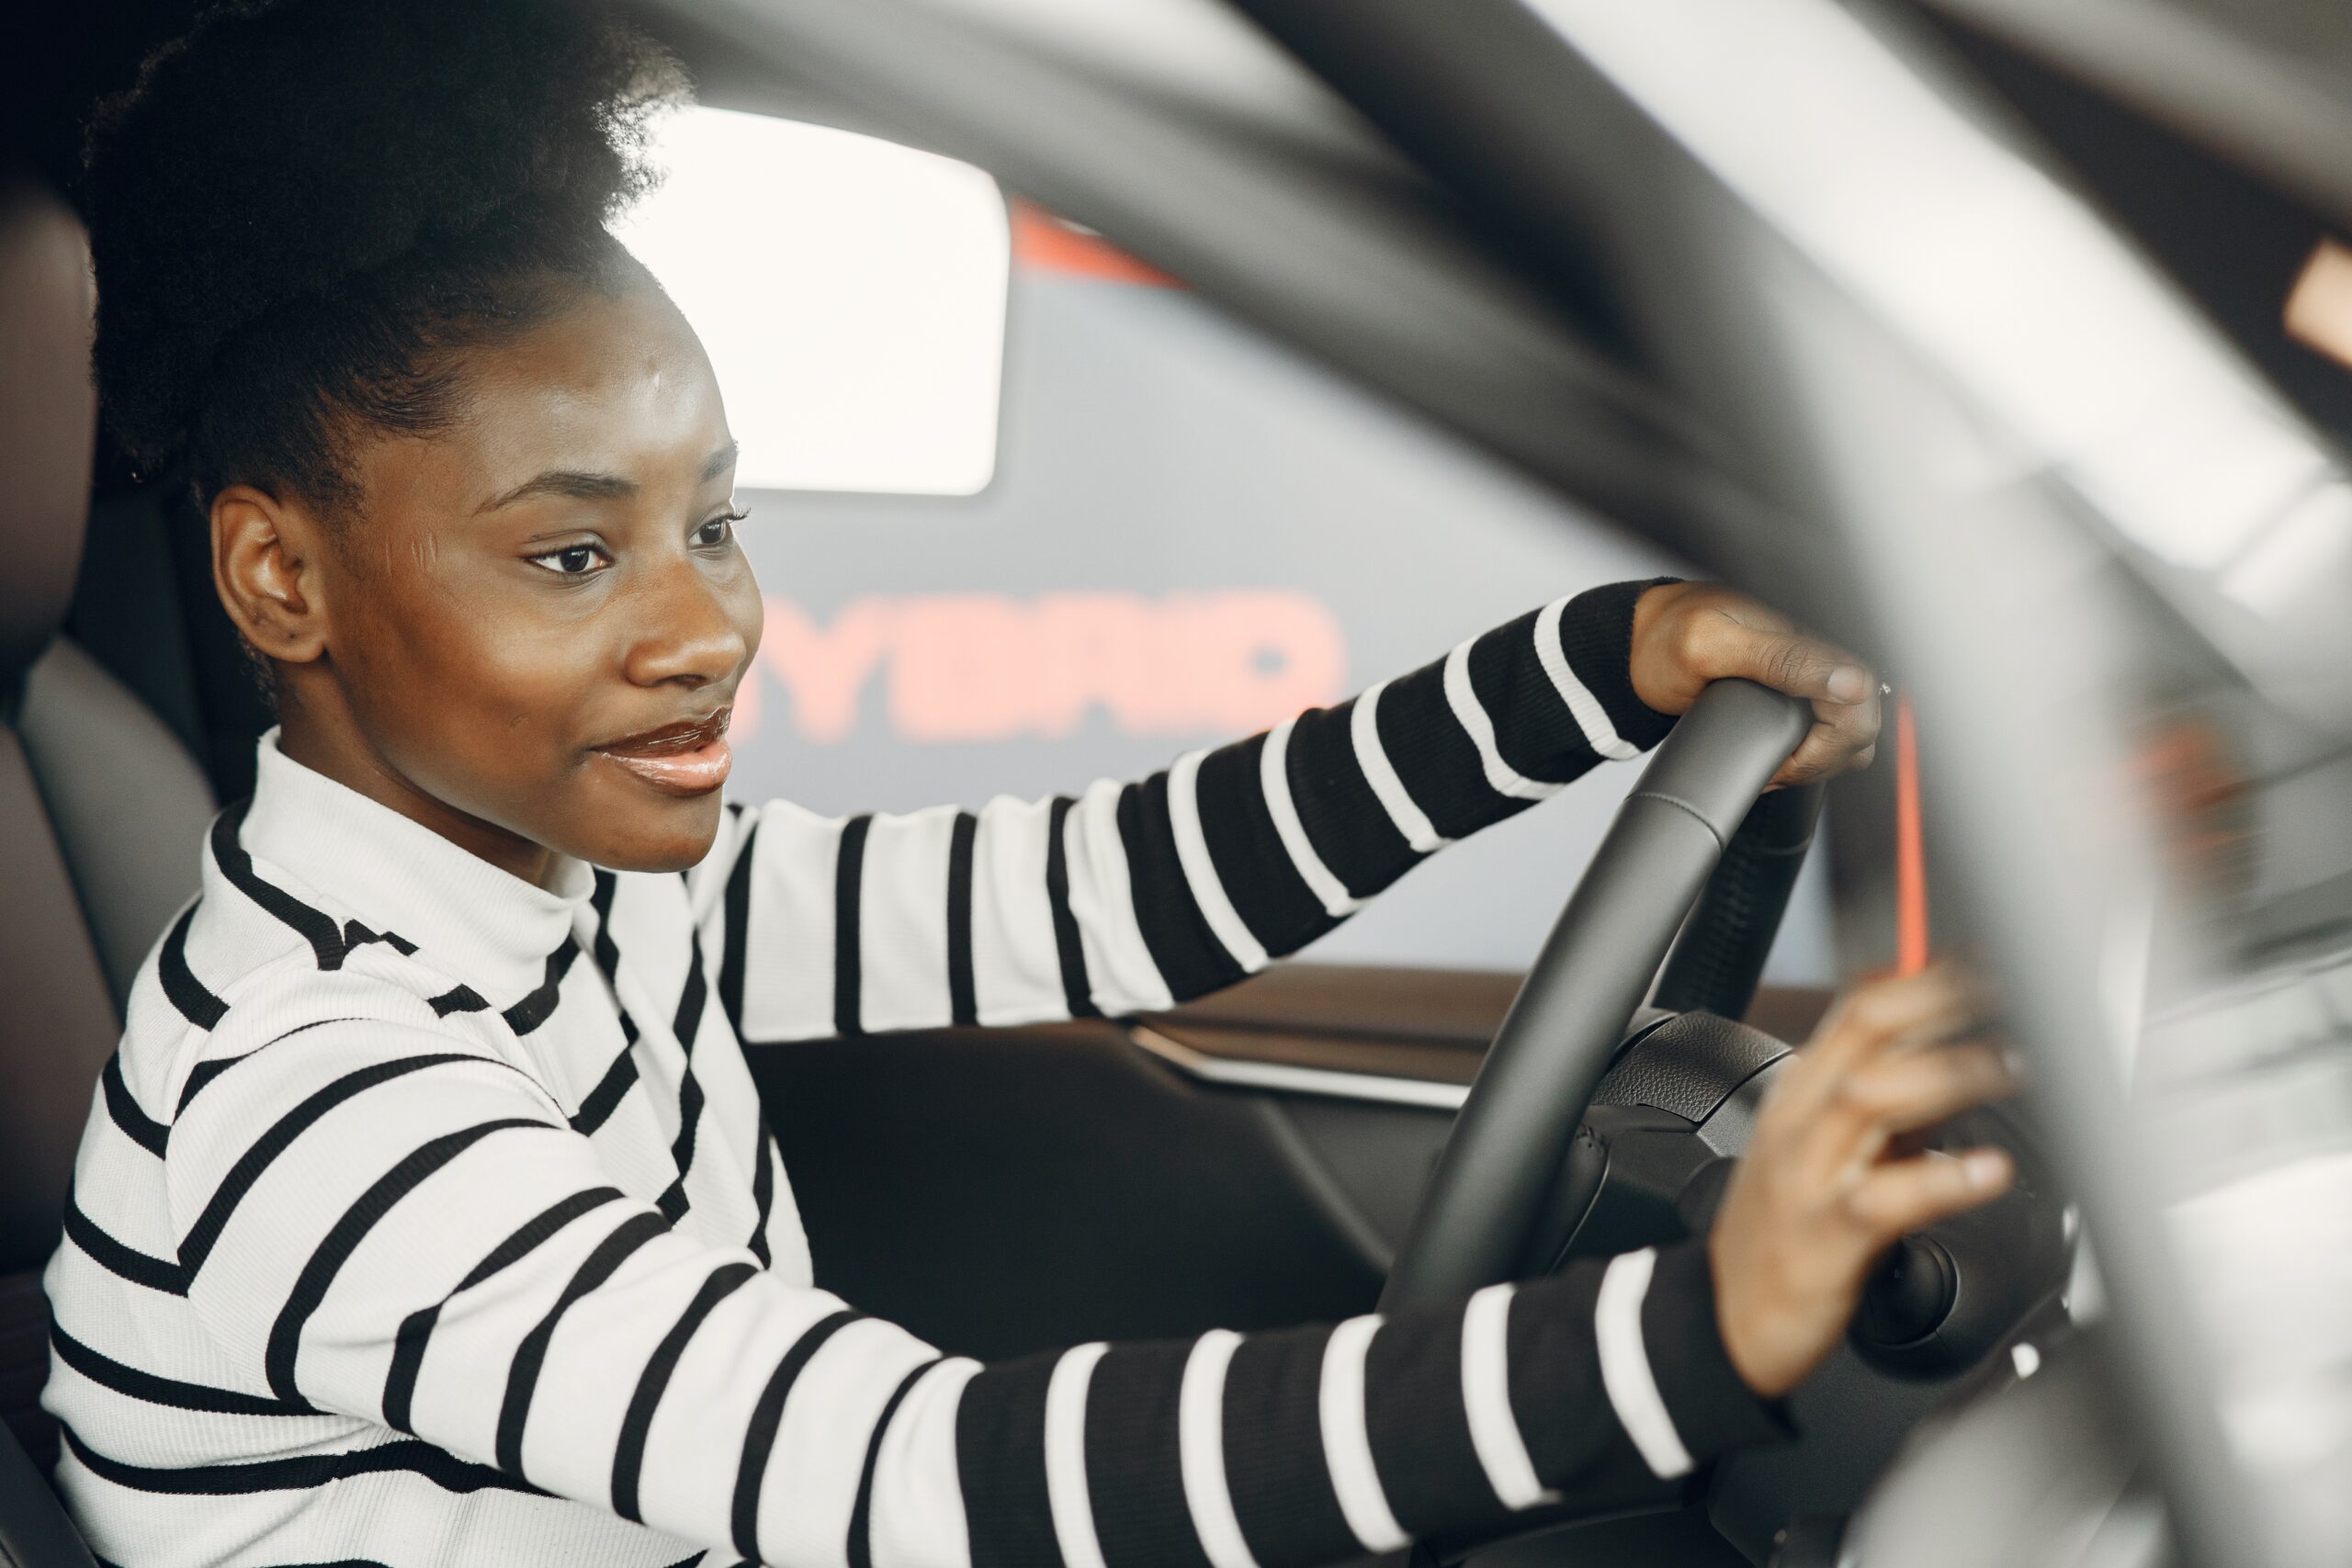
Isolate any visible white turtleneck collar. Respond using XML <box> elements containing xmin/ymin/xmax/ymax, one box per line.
<box><xmin>232</xmin><ymin>727</ymin><xmax>594</xmax><ymax>1002</ymax></box>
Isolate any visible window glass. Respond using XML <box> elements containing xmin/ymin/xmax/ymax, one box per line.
<box><xmin>626</xmin><ymin>108</ymin><xmax>1836</xmax><ymax>983</ymax></box>
<box><xmin>614</xmin><ymin>106</ymin><xmax>1008</xmax><ymax>494</ymax></box>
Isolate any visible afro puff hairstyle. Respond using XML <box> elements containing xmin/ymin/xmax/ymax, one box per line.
<box><xmin>83</xmin><ymin>0</ymin><xmax>687</xmax><ymax>515</ymax></box>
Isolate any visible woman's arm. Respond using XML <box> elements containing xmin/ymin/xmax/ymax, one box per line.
<box><xmin>157</xmin><ymin>1002</ymin><xmax>1784</xmax><ymax>1568</ymax></box>
<box><xmin>700</xmin><ymin>581</ymin><xmax>1879</xmax><ymax>1043</ymax></box>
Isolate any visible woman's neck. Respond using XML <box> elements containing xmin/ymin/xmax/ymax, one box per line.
<box><xmin>274</xmin><ymin>684</ymin><xmax>559</xmax><ymax>887</ymax></box>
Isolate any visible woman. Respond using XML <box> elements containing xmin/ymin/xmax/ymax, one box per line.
<box><xmin>47</xmin><ymin>3</ymin><xmax>2016</xmax><ymax>1565</ymax></box>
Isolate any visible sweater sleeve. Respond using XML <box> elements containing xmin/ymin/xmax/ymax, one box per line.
<box><xmin>703</xmin><ymin>581</ymin><xmax>1677</xmax><ymax>1040</ymax></box>
<box><xmin>159</xmin><ymin>1012</ymin><xmax>1781</xmax><ymax>1568</ymax></box>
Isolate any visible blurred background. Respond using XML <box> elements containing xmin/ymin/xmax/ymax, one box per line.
<box><xmin>606</xmin><ymin>104</ymin><xmax>1807</xmax><ymax>978</ymax></box>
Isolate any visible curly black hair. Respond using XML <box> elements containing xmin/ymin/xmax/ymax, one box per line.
<box><xmin>83</xmin><ymin>0</ymin><xmax>687</xmax><ymax>515</ymax></box>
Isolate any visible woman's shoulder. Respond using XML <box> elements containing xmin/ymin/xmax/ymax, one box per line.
<box><xmin>119</xmin><ymin>921</ymin><xmax>536</xmax><ymax>1131</ymax></box>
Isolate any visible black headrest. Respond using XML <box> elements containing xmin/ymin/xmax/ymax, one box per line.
<box><xmin>0</xmin><ymin>176</ymin><xmax>95</xmax><ymax>688</ymax></box>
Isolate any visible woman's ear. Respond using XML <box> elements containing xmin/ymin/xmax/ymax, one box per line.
<box><xmin>210</xmin><ymin>483</ymin><xmax>333</xmax><ymax>664</ymax></box>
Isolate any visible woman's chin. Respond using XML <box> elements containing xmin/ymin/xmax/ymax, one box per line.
<box><xmin>565</xmin><ymin>794</ymin><xmax>727</xmax><ymax>874</ymax></box>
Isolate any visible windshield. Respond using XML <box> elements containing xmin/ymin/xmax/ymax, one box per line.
<box><xmin>1529</xmin><ymin>1</ymin><xmax>2352</xmax><ymax>1561</ymax></box>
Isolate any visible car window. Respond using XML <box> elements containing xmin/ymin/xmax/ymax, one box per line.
<box><xmin>624</xmin><ymin>105</ymin><xmax>1837</xmax><ymax>985</ymax></box>
<box><xmin>612</xmin><ymin>106</ymin><xmax>1009</xmax><ymax>495</ymax></box>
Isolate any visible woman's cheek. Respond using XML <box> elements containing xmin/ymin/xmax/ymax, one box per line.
<box><xmin>719</xmin><ymin>558</ymin><xmax>765</xmax><ymax>670</ymax></box>
<box><xmin>486</xmin><ymin>619</ymin><xmax>616</xmax><ymax>742</ymax></box>
<box><xmin>395</xmin><ymin>582</ymin><xmax>598</xmax><ymax>771</ymax></box>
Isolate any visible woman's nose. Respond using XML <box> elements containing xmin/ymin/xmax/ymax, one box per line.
<box><xmin>623</xmin><ymin>561</ymin><xmax>750</xmax><ymax>690</ymax></box>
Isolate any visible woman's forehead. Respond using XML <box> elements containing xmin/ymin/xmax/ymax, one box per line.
<box><xmin>471</xmin><ymin>284</ymin><xmax>721</xmax><ymax>433</ymax></box>
<box><xmin>363</xmin><ymin>285</ymin><xmax>732</xmax><ymax>513</ymax></box>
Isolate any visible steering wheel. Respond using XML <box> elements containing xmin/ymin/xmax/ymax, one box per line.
<box><xmin>1382</xmin><ymin>677</ymin><xmax>1810</xmax><ymax>1310</ymax></box>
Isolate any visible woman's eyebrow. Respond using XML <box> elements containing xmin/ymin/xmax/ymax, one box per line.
<box><xmin>477</xmin><ymin>441</ymin><xmax>739</xmax><ymax>513</ymax></box>
<box><xmin>477</xmin><ymin>469</ymin><xmax>634</xmax><ymax>512</ymax></box>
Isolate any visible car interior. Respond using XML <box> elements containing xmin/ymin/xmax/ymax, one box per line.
<box><xmin>11</xmin><ymin>1</ymin><xmax>2352</xmax><ymax>1565</ymax></box>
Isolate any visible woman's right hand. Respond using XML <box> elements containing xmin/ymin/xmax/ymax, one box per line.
<box><xmin>1708</xmin><ymin>964</ymin><xmax>2020</xmax><ymax>1398</ymax></box>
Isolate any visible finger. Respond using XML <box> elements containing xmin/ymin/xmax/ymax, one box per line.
<box><xmin>1802</xmin><ymin>1043</ymin><xmax>2018</xmax><ymax>1179</ymax></box>
<box><xmin>1822</xmin><ymin>964</ymin><xmax>1977</xmax><ymax>1051</ymax></box>
<box><xmin>1764</xmin><ymin>965</ymin><xmax>1982</xmax><ymax>1130</ymax></box>
<box><xmin>1846</xmin><ymin>1147</ymin><xmax>2013</xmax><ymax>1239</ymax></box>
<box><xmin>1770</xmin><ymin>687</ymin><xmax>1883</xmax><ymax>786</ymax></box>
<box><xmin>1807</xmin><ymin>964</ymin><xmax>1979</xmax><ymax>1073</ymax></box>
<box><xmin>1834</xmin><ymin>1042</ymin><xmax>2018</xmax><ymax>1134</ymax></box>
<box><xmin>1708</xmin><ymin>622</ymin><xmax>1875</xmax><ymax>707</ymax></box>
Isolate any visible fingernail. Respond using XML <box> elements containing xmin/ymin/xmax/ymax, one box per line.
<box><xmin>1962</xmin><ymin>1149</ymin><xmax>2011</xmax><ymax>1190</ymax></box>
<box><xmin>1827</xmin><ymin>665</ymin><xmax>1871</xmax><ymax>704</ymax></box>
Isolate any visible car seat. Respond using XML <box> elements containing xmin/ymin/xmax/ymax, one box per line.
<box><xmin>0</xmin><ymin>169</ymin><xmax>216</xmax><ymax>1568</ymax></box>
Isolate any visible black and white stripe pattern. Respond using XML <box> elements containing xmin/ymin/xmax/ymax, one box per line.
<box><xmin>948</xmin><ymin>1243</ymin><xmax>1778</xmax><ymax>1568</ymax></box>
<box><xmin>710</xmin><ymin>582</ymin><xmax>1674</xmax><ymax>1040</ymax></box>
<box><xmin>45</xmin><ymin>584</ymin><xmax>1785</xmax><ymax>1568</ymax></box>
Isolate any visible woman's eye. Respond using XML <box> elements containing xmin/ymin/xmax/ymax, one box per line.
<box><xmin>695</xmin><ymin>511</ymin><xmax>746</xmax><ymax>549</ymax></box>
<box><xmin>527</xmin><ymin>544</ymin><xmax>612</xmax><ymax>576</ymax></box>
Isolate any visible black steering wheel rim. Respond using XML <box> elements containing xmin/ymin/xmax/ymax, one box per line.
<box><xmin>1381</xmin><ymin>678</ymin><xmax>1813</xmax><ymax>1311</ymax></box>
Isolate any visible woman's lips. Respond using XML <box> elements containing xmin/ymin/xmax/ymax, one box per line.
<box><xmin>594</xmin><ymin>709</ymin><xmax>732</xmax><ymax>797</ymax></box>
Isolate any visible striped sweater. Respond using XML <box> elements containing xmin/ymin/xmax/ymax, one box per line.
<box><xmin>44</xmin><ymin>582</ymin><xmax>1784</xmax><ymax>1568</ymax></box>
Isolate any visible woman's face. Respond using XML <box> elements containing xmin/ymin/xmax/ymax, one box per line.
<box><xmin>220</xmin><ymin>278</ymin><xmax>765</xmax><ymax>878</ymax></box>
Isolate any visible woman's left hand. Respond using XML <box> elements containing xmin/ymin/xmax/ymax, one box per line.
<box><xmin>1708</xmin><ymin>962</ymin><xmax>2018</xmax><ymax>1397</ymax></box>
<box><xmin>1629</xmin><ymin>581</ymin><xmax>1883</xmax><ymax>785</ymax></box>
